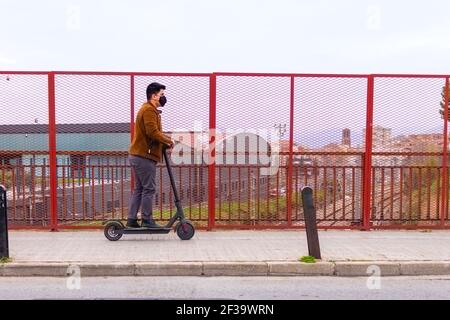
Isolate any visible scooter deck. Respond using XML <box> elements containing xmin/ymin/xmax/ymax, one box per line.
<box><xmin>119</xmin><ymin>227</ymin><xmax>172</xmax><ymax>235</ymax></box>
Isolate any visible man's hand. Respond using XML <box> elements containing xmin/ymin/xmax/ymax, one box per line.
<box><xmin>165</xmin><ymin>139</ymin><xmax>175</xmax><ymax>150</ymax></box>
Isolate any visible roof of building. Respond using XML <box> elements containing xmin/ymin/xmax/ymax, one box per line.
<box><xmin>0</xmin><ymin>123</ymin><xmax>131</xmax><ymax>134</ymax></box>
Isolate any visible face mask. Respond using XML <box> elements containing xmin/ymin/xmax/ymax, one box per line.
<box><xmin>159</xmin><ymin>96</ymin><xmax>167</xmax><ymax>107</ymax></box>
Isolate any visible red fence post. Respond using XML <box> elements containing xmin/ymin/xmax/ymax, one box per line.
<box><xmin>362</xmin><ymin>75</ymin><xmax>375</xmax><ymax>231</ymax></box>
<box><xmin>441</xmin><ymin>77</ymin><xmax>449</xmax><ymax>227</ymax></box>
<box><xmin>130</xmin><ymin>75</ymin><xmax>135</xmax><ymax>141</ymax></box>
<box><xmin>208</xmin><ymin>74</ymin><xmax>217</xmax><ymax>230</ymax></box>
<box><xmin>130</xmin><ymin>75</ymin><xmax>135</xmax><ymax>195</ymax></box>
<box><xmin>48</xmin><ymin>72</ymin><xmax>58</xmax><ymax>231</ymax></box>
<box><xmin>286</xmin><ymin>76</ymin><xmax>295</xmax><ymax>227</ymax></box>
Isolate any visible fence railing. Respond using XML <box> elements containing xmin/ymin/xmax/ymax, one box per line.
<box><xmin>1</xmin><ymin>71</ymin><xmax>449</xmax><ymax>230</ymax></box>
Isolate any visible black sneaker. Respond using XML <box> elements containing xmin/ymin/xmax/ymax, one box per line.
<box><xmin>141</xmin><ymin>219</ymin><xmax>162</xmax><ymax>228</ymax></box>
<box><xmin>126</xmin><ymin>218</ymin><xmax>141</xmax><ymax>228</ymax></box>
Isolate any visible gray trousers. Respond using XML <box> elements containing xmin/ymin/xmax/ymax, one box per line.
<box><xmin>127</xmin><ymin>155</ymin><xmax>157</xmax><ymax>220</ymax></box>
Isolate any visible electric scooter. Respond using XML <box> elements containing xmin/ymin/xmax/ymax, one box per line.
<box><xmin>103</xmin><ymin>146</ymin><xmax>195</xmax><ymax>241</ymax></box>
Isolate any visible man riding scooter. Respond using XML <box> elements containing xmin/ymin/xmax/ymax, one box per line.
<box><xmin>127</xmin><ymin>82</ymin><xmax>174</xmax><ymax>228</ymax></box>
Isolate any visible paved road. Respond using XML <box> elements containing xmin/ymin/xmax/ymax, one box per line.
<box><xmin>1</xmin><ymin>276</ymin><xmax>450</xmax><ymax>300</ymax></box>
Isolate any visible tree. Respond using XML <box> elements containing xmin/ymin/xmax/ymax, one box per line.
<box><xmin>439</xmin><ymin>84</ymin><xmax>450</xmax><ymax>120</ymax></box>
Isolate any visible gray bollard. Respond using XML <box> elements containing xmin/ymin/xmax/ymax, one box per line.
<box><xmin>0</xmin><ymin>185</ymin><xmax>9</xmax><ymax>258</ymax></box>
<box><xmin>301</xmin><ymin>186</ymin><xmax>321</xmax><ymax>259</ymax></box>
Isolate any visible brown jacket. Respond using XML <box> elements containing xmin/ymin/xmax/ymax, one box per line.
<box><xmin>128</xmin><ymin>101</ymin><xmax>172</xmax><ymax>163</ymax></box>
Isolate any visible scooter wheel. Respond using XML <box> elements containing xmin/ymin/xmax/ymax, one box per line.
<box><xmin>104</xmin><ymin>221</ymin><xmax>123</xmax><ymax>241</ymax></box>
<box><xmin>176</xmin><ymin>222</ymin><xmax>195</xmax><ymax>240</ymax></box>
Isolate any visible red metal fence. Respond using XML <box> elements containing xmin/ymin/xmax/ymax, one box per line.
<box><xmin>1</xmin><ymin>71</ymin><xmax>449</xmax><ymax>230</ymax></box>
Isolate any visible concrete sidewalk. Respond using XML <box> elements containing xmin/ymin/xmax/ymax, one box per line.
<box><xmin>1</xmin><ymin>230</ymin><xmax>450</xmax><ymax>277</ymax></box>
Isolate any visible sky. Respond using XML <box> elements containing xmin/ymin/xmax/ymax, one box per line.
<box><xmin>1</xmin><ymin>0</ymin><xmax>450</xmax><ymax>74</ymax></box>
<box><xmin>1</xmin><ymin>0</ymin><xmax>449</xmax><ymax>148</ymax></box>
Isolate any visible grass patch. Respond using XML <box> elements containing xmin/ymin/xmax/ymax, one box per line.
<box><xmin>299</xmin><ymin>256</ymin><xmax>316</xmax><ymax>263</ymax></box>
<box><xmin>0</xmin><ymin>257</ymin><xmax>12</xmax><ymax>264</ymax></box>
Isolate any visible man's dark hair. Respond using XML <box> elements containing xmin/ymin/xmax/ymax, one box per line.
<box><xmin>146</xmin><ymin>82</ymin><xmax>166</xmax><ymax>100</ymax></box>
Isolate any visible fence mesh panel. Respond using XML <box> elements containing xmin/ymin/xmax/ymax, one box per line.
<box><xmin>0</xmin><ymin>74</ymin><xmax>49</xmax><ymax>226</ymax></box>
<box><xmin>293</xmin><ymin>76</ymin><xmax>367</xmax><ymax>227</ymax></box>
<box><xmin>216</xmin><ymin>75</ymin><xmax>291</xmax><ymax>226</ymax></box>
<box><xmin>373</xmin><ymin>77</ymin><xmax>446</xmax><ymax>226</ymax></box>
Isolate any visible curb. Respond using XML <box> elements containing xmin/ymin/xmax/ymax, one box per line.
<box><xmin>335</xmin><ymin>261</ymin><xmax>401</xmax><ymax>276</ymax></box>
<box><xmin>268</xmin><ymin>262</ymin><xmax>334</xmax><ymax>276</ymax></box>
<box><xmin>1</xmin><ymin>261</ymin><xmax>450</xmax><ymax>277</ymax></box>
